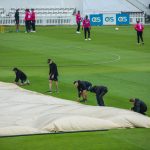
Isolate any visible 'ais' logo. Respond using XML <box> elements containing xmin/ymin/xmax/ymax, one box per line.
<box><xmin>118</xmin><ymin>17</ymin><xmax>127</xmax><ymax>22</ymax></box>
<box><xmin>92</xmin><ymin>17</ymin><xmax>101</xmax><ymax>22</ymax></box>
<box><xmin>105</xmin><ymin>17</ymin><xmax>114</xmax><ymax>22</ymax></box>
<box><xmin>90</xmin><ymin>14</ymin><xmax>103</xmax><ymax>26</ymax></box>
<box><xmin>116</xmin><ymin>14</ymin><xmax>129</xmax><ymax>25</ymax></box>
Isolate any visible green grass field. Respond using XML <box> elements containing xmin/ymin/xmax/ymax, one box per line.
<box><xmin>0</xmin><ymin>25</ymin><xmax>150</xmax><ymax>150</ymax></box>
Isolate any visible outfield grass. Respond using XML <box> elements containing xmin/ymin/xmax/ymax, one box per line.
<box><xmin>0</xmin><ymin>25</ymin><xmax>150</xmax><ymax>149</ymax></box>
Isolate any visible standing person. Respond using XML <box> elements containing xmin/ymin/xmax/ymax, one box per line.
<box><xmin>74</xmin><ymin>80</ymin><xmax>92</xmax><ymax>102</ymax></box>
<box><xmin>82</xmin><ymin>15</ymin><xmax>91</xmax><ymax>40</ymax></box>
<box><xmin>24</xmin><ymin>9</ymin><xmax>31</xmax><ymax>33</ymax></box>
<box><xmin>31</xmin><ymin>9</ymin><xmax>36</xmax><ymax>32</ymax></box>
<box><xmin>90</xmin><ymin>85</ymin><xmax>108</xmax><ymax>106</ymax></box>
<box><xmin>47</xmin><ymin>59</ymin><xmax>59</xmax><ymax>93</ymax></box>
<box><xmin>134</xmin><ymin>20</ymin><xmax>144</xmax><ymax>45</ymax></box>
<box><xmin>12</xmin><ymin>68</ymin><xmax>30</xmax><ymax>86</ymax></box>
<box><xmin>14</xmin><ymin>9</ymin><xmax>19</xmax><ymax>32</ymax></box>
<box><xmin>129</xmin><ymin>98</ymin><xmax>147</xmax><ymax>115</ymax></box>
<box><xmin>76</xmin><ymin>10</ymin><xmax>82</xmax><ymax>33</ymax></box>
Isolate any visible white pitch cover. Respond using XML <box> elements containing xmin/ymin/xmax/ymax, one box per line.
<box><xmin>0</xmin><ymin>82</ymin><xmax>150</xmax><ymax>136</ymax></box>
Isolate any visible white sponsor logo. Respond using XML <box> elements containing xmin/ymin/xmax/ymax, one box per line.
<box><xmin>92</xmin><ymin>17</ymin><xmax>101</xmax><ymax>22</ymax></box>
<box><xmin>118</xmin><ymin>17</ymin><xmax>127</xmax><ymax>22</ymax></box>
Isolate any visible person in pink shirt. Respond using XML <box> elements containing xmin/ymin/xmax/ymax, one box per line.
<box><xmin>82</xmin><ymin>15</ymin><xmax>91</xmax><ymax>40</ymax></box>
<box><xmin>134</xmin><ymin>20</ymin><xmax>144</xmax><ymax>44</ymax></box>
<box><xmin>76</xmin><ymin>10</ymin><xmax>82</xmax><ymax>33</ymax></box>
<box><xmin>24</xmin><ymin>9</ymin><xmax>31</xmax><ymax>33</ymax></box>
<box><xmin>31</xmin><ymin>9</ymin><xmax>36</xmax><ymax>32</ymax></box>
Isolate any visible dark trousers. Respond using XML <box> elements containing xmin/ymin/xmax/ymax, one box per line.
<box><xmin>31</xmin><ymin>20</ymin><xmax>36</xmax><ymax>31</ymax></box>
<box><xmin>137</xmin><ymin>31</ymin><xmax>144</xmax><ymax>43</ymax></box>
<box><xmin>77</xmin><ymin>22</ymin><xmax>80</xmax><ymax>32</ymax></box>
<box><xmin>25</xmin><ymin>20</ymin><xmax>31</xmax><ymax>32</ymax></box>
<box><xmin>96</xmin><ymin>89</ymin><xmax>108</xmax><ymax>106</ymax></box>
<box><xmin>84</xmin><ymin>28</ymin><xmax>90</xmax><ymax>39</ymax></box>
<box><xmin>132</xmin><ymin>106</ymin><xmax>147</xmax><ymax>115</ymax></box>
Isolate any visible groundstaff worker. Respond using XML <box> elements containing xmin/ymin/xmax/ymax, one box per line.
<box><xmin>74</xmin><ymin>80</ymin><xmax>92</xmax><ymax>102</ymax></box>
<box><xmin>129</xmin><ymin>98</ymin><xmax>147</xmax><ymax>115</ymax></box>
<box><xmin>48</xmin><ymin>59</ymin><xmax>59</xmax><ymax>93</ymax></box>
<box><xmin>13</xmin><ymin>68</ymin><xmax>30</xmax><ymax>85</ymax></box>
<box><xmin>14</xmin><ymin>9</ymin><xmax>19</xmax><ymax>32</ymax></box>
<box><xmin>90</xmin><ymin>85</ymin><xmax>108</xmax><ymax>106</ymax></box>
<box><xmin>134</xmin><ymin>20</ymin><xmax>144</xmax><ymax>45</ymax></box>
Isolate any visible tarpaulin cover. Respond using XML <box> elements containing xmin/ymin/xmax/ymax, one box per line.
<box><xmin>0</xmin><ymin>82</ymin><xmax>150</xmax><ymax>136</ymax></box>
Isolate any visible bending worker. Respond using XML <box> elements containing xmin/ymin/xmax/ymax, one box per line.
<box><xmin>74</xmin><ymin>80</ymin><xmax>92</xmax><ymax>103</ymax></box>
<box><xmin>129</xmin><ymin>98</ymin><xmax>147</xmax><ymax>115</ymax></box>
<box><xmin>13</xmin><ymin>67</ymin><xmax>30</xmax><ymax>86</ymax></box>
<box><xmin>90</xmin><ymin>85</ymin><xmax>108</xmax><ymax>106</ymax></box>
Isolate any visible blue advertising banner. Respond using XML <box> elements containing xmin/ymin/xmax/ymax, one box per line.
<box><xmin>116</xmin><ymin>14</ymin><xmax>130</xmax><ymax>25</ymax></box>
<box><xmin>90</xmin><ymin>14</ymin><xmax>103</xmax><ymax>26</ymax></box>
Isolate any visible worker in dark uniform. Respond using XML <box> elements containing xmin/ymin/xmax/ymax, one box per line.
<box><xmin>74</xmin><ymin>80</ymin><xmax>92</xmax><ymax>102</ymax></box>
<box><xmin>14</xmin><ymin>9</ymin><xmax>19</xmax><ymax>32</ymax></box>
<box><xmin>48</xmin><ymin>59</ymin><xmax>59</xmax><ymax>93</ymax></box>
<box><xmin>13</xmin><ymin>68</ymin><xmax>30</xmax><ymax>85</ymax></box>
<box><xmin>90</xmin><ymin>85</ymin><xmax>108</xmax><ymax>106</ymax></box>
<box><xmin>129</xmin><ymin>98</ymin><xmax>147</xmax><ymax>115</ymax></box>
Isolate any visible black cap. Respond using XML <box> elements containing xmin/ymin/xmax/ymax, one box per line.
<box><xmin>13</xmin><ymin>67</ymin><xmax>18</xmax><ymax>71</ymax></box>
<box><xmin>48</xmin><ymin>59</ymin><xmax>51</xmax><ymax>63</ymax></box>
<box><xmin>73</xmin><ymin>81</ymin><xmax>77</xmax><ymax>84</ymax></box>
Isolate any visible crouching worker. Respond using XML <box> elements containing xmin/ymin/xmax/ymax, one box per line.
<box><xmin>13</xmin><ymin>68</ymin><xmax>30</xmax><ymax>86</ymax></box>
<box><xmin>90</xmin><ymin>85</ymin><xmax>108</xmax><ymax>106</ymax></box>
<box><xmin>74</xmin><ymin>80</ymin><xmax>92</xmax><ymax>103</ymax></box>
<box><xmin>129</xmin><ymin>98</ymin><xmax>147</xmax><ymax>115</ymax></box>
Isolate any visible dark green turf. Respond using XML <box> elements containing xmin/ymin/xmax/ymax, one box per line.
<box><xmin>0</xmin><ymin>25</ymin><xmax>150</xmax><ymax>149</ymax></box>
<box><xmin>0</xmin><ymin>129</ymin><xmax>150</xmax><ymax>150</ymax></box>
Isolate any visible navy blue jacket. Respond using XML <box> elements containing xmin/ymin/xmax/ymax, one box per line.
<box><xmin>77</xmin><ymin>81</ymin><xmax>92</xmax><ymax>97</ymax></box>
<box><xmin>133</xmin><ymin>99</ymin><xmax>147</xmax><ymax>113</ymax></box>
<box><xmin>15</xmin><ymin>69</ymin><xmax>27</xmax><ymax>82</ymax></box>
<box><xmin>49</xmin><ymin>62</ymin><xmax>58</xmax><ymax>76</ymax></box>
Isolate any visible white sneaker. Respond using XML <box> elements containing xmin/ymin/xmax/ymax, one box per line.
<box><xmin>85</xmin><ymin>39</ymin><xmax>87</xmax><ymax>40</ymax></box>
<box><xmin>88</xmin><ymin>38</ymin><xmax>91</xmax><ymax>40</ymax></box>
<box><xmin>48</xmin><ymin>90</ymin><xmax>52</xmax><ymax>93</ymax></box>
<box><xmin>24</xmin><ymin>80</ymin><xmax>30</xmax><ymax>85</ymax></box>
<box><xmin>27</xmin><ymin>80</ymin><xmax>30</xmax><ymax>85</ymax></box>
<box><xmin>76</xmin><ymin>31</ymin><xmax>80</xmax><ymax>34</ymax></box>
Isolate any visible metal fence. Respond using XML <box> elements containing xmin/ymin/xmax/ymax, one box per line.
<box><xmin>0</xmin><ymin>16</ymin><xmax>76</xmax><ymax>26</ymax></box>
<box><xmin>129</xmin><ymin>12</ymin><xmax>145</xmax><ymax>24</ymax></box>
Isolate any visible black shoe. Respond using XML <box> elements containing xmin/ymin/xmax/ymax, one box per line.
<box><xmin>45</xmin><ymin>90</ymin><xmax>52</xmax><ymax>93</ymax></box>
<box><xmin>79</xmin><ymin>99</ymin><xmax>87</xmax><ymax>103</ymax></box>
